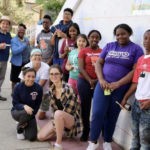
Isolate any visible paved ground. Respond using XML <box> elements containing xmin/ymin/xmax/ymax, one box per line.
<box><xmin>0</xmin><ymin>62</ymin><xmax>122</xmax><ymax>150</ymax></box>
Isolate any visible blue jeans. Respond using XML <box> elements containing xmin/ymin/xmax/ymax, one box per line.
<box><xmin>130</xmin><ymin>100</ymin><xmax>150</xmax><ymax>150</ymax></box>
<box><xmin>90</xmin><ymin>82</ymin><xmax>129</xmax><ymax>142</ymax></box>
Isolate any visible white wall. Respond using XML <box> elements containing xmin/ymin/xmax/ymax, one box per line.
<box><xmin>56</xmin><ymin>0</ymin><xmax>150</xmax><ymax>149</ymax></box>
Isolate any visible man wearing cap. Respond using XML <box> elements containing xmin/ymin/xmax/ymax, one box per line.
<box><xmin>0</xmin><ymin>16</ymin><xmax>11</xmax><ymax>101</ymax></box>
<box><xmin>10</xmin><ymin>23</ymin><xmax>30</xmax><ymax>95</ymax></box>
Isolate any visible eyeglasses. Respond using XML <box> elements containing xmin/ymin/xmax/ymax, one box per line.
<box><xmin>50</xmin><ymin>73</ymin><xmax>60</xmax><ymax>76</ymax></box>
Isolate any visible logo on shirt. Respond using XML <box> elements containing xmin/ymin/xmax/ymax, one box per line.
<box><xmin>107</xmin><ymin>50</ymin><xmax>129</xmax><ymax>59</ymax></box>
<box><xmin>30</xmin><ymin>92</ymin><xmax>38</xmax><ymax>100</ymax></box>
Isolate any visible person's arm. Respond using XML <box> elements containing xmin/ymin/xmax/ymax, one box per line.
<box><xmin>11</xmin><ymin>38</ymin><xmax>27</xmax><ymax>55</ymax></box>
<box><xmin>50</xmin><ymin>32</ymin><xmax>57</xmax><ymax>46</ymax></box>
<box><xmin>59</xmin><ymin>39</ymin><xmax>69</xmax><ymax>59</ymax></box>
<box><xmin>65</xmin><ymin>59</ymin><xmax>73</xmax><ymax>71</ymax></box>
<box><xmin>12</xmin><ymin>84</ymin><xmax>25</xmax><ymax>110</ymax></box>
<box><xmin>95</xmin><ymin>57</ymin><xmax>110</xmax><ymax>89</ymax></box>
<box><xmin>121</xmin><ymin>83</ymin><xmax>137</xmax><ymax>107</ymax></box>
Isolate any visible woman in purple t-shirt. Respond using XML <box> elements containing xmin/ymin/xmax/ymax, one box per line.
<box><xmin>87</xmin><ymin>24</ymin><xmax>143</xmax><ymax>150</ymax></box>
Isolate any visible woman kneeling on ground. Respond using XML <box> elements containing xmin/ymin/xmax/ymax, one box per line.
<box><xmin>11</xmin><ymin>67</ymin><xmax>43</xmax><ymax>141</ymax></box>
<box><xmin>38</xmin><ymin>64</ymin><xmax>82</xmax><ymax>150</ymax></box>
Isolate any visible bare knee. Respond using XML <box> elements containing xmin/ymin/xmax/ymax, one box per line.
<box><xmin>54</xmin><ymin>110</ymin><xmax>64</xmax><ymax>120</ymax></box>
<box><xmin>37</xmin><ymin>132</ymin><xmax>45</xmax><ymax>141</ymax></box>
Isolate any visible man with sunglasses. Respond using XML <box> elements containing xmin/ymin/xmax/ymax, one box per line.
<box><xmin>37</xmin><ymin>15</ymin><xmax>53</xmax><ymax>65</ymax></box>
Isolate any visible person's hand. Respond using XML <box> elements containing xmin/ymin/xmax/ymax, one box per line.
<box><xmin>24</xmin><ymin>105</ymin><xmax>33</xmax><ymax>115</ymax></box>
<box><xmin>140</xmin><ymin>101</ymin><xmax>150</xmax><ymax>110</ymax></box>
<box><xmin>99</xmin><ymin>79</ymin><xmax>110</xmax><ymax>90</ymax></box>
<box><xmin>0</xmin><ymin>43</ymin><xmax>6</xmax><ymax>49</ymax></box>
<box><xmin>56</xmin><ymin>29</ymin><xmax>66</xmax><ymax>38</ymax></box>
<box><xmin>109</xmin><ymin>81</ymin><xmax>121</xmax><ymax>91</ymax></box>
<box><xmin>64</xmin><ymin>46</ymin><xmax>70</xmax><ymax>53</ymax></box>
<box><xmin>89</xmin><ymin>79</ymin><xmax>97</xmax><ymax>89</ymax></box>
<box><xmin>121</xmin><ymin>98</ymin><xmax>127</xmax><ymax>108</ymax></box>
<box><xmin>68</xmin><ymin>64</ymin><xmax>73</xmax><ymax>71</ymax></box>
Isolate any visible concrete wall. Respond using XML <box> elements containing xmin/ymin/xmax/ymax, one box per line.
<box><xmin>55</xmin><ymin>0</ymin><xmax>150</xmax><ymax>149</ymax></box>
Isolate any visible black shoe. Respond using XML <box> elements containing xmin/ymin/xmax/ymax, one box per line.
<box><xmin>80</xmin><ymin>134</ymin><xmax>89</xmax><ymax>142</ymax></box>
<box><xmin>0</xmin><ymin>96</ymin><xmax>7</xmax><ymax>101</ymax></box>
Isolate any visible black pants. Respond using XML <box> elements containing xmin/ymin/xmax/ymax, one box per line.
<box><xmin>77</xmin><ymin>77</ymin><xmax>94</xmax><ymax>137</ymax></box>
<box><xmin>11</xmin><ymin>109</ymin><xmax>37</xmax><ymax>141</ymax></box>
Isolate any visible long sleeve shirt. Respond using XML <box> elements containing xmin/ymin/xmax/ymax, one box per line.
<box><xmin>12</xmin><ymin>82</ymin><xmax>43</xmax><ymax>115</ymax></box>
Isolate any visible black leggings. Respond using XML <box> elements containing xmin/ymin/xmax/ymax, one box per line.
<box><xmin>11</xmin><ymin>109</ymin><xmax>37</xmax><ymax>141</ymax></box>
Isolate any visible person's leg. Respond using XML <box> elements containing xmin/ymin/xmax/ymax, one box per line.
<box><xmin>38</xmin><ymin>121</ymin><xmax>56</xmax><ymax>141</ymax></box>
<box><xmin>10</xmin><ymin>64</ymin><xmax>21</xmax><ymax>95</ymax></box>
<box><xmin>130</xmin><ymin>101</ymin><xmax>140</xmax><ymax>150</ymax></box>
<box><xmin>77</xmin><ymin>77</ymin><xmax>93</xmax><ymax>141</ymax></box>
<box><xmin>37</xmin><ymin>93</ymin><xmax>50</xmax><ymax>120</ymax></box>
<box><xmin>11</xmin><ymin>109</ymin><xmax>34</xmax><ymax>139</ymax></box>
<box><xmin>102</xmin><ymin>87</ymin><xmax>128</xmax><ymax>142</ymax></box>
<box><xmin>89</xmin><ymin>83</ymin><xmax>110</xmax><ymax>142</ymax></box>
<box><xmin>54</xmin><ymin>110</ymin><xmax>74</xmax><ymax>145</ymax></box>
<box><xmin>0</xmin><ymin>61</ymin><xmax>7</xmax><ymax>100</ymax></box>
<box><xmin>139</xmin><ymin>105</ymin><xmax>150</xmax><ymax>150</ymax></box>
<box><xmin>24</xmin><ymin>117</ymin><xmax>37</xmax><ymax>141</ymax></box>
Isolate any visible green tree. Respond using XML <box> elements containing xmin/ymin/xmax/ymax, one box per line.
<box><xmin>36</xmin><ymin>0</ymin><xmax>65</xmax><ymax>21</ymax></box>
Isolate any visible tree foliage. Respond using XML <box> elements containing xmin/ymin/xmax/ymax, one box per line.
<box><xmin>36</xmin><ymin>0</ymin><xmax>65</xmax><ymax>20</ymax></box>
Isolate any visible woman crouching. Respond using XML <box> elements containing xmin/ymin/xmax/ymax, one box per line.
<box><xmin>38</xmin><ymin>64</ymin><xmax>82</xmax><ymax>150</ymax></box>
<box><xmin>11</xmin><ymin>67</ymin><xmax>43</xmax><ymax>141</ymax></box>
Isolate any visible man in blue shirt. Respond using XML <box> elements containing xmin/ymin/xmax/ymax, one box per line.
<box><xmin>0</xmin><ymin>16</ymin><xmax>11</xmax><ymax>101</ymax></box>
<box><xmin>50</xmin><ymin>8</ymin><xmax>73</xmax><ymax>65</ymax></box>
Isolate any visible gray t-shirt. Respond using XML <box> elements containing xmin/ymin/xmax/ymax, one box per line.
<box><xmin>37</xmin><ymin>30</ymin><xmax>53</xmax><ymax>63</ymax></box>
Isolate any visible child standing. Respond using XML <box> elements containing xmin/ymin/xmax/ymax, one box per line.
<box><xmin>60</xmin><ymin>23</ymin><xmax>80</xmax><ymax>82</ymax></box>
<box><xmin>65</xmin><ymin>34</ymin><xmax>88</xmax><ymax>94</ymax></box>
<box><xmin>121</xmin><ymin>30</ymin><xmax>150</xmax><ymax>150</ymax></box>
<box><xmin>78</xmin><ymin>30</ymin><xmax>102</xmax><ymax>142</ymax></box>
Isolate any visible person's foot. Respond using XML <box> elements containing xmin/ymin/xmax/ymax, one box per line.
<box><xmin>0</xmin><ymin>96</ymin><xmax>7</xmax><ymax>101</ymax></box>
<box><xmin>86</xmin><ymin>141</ymin><xmax>99</xmax><ymax>150</ymax></box>
<box><xmin>49</xmin><ymin>143</ymin><xmax>63</xmax><ymax>150</ymax></box>
<box><xmin>17</xmin><ymin>133</ymin><xmax>25</xmax><ymax>140</ymax></box>
<box><xmin>80</xmin><ymin>134</ymin><xmax>89</xmax><ymax>142</ymax></box>
<box><xmin>103</xmin><ymin>142</ymin><xmax>112</xmax><ymax>150</ymax></box>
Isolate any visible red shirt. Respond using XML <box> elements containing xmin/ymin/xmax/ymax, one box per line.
<box><xmin>78</xmin><ymin>47</ymin><xmax>102</xmax><ymax>79</ymax></box>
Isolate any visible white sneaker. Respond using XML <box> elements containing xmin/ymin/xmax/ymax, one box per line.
<box><xmin>17</xmin><ymin>133</ymin><xmax>25</xmax><ymax>140</ymax></box>
<box><xmin>103</xmin><ymin>142</ymin><xmax>112</xmax><ymax>150</ymax></box>
<box><xmin>86</xmin><ymin>141</ymin><xmax>99</xmax><ymax>150</ymax></box>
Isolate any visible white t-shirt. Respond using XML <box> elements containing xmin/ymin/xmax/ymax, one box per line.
<box><xmin>19</xmin><ymin>62</ymin><xmax>50</xmax><ymax>94</ymax></box>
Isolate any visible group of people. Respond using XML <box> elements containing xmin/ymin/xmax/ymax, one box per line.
<box><xmin>0</xmin><ymin>7</ymin><xmax>150</xmax><ymax>150</ymax></box>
